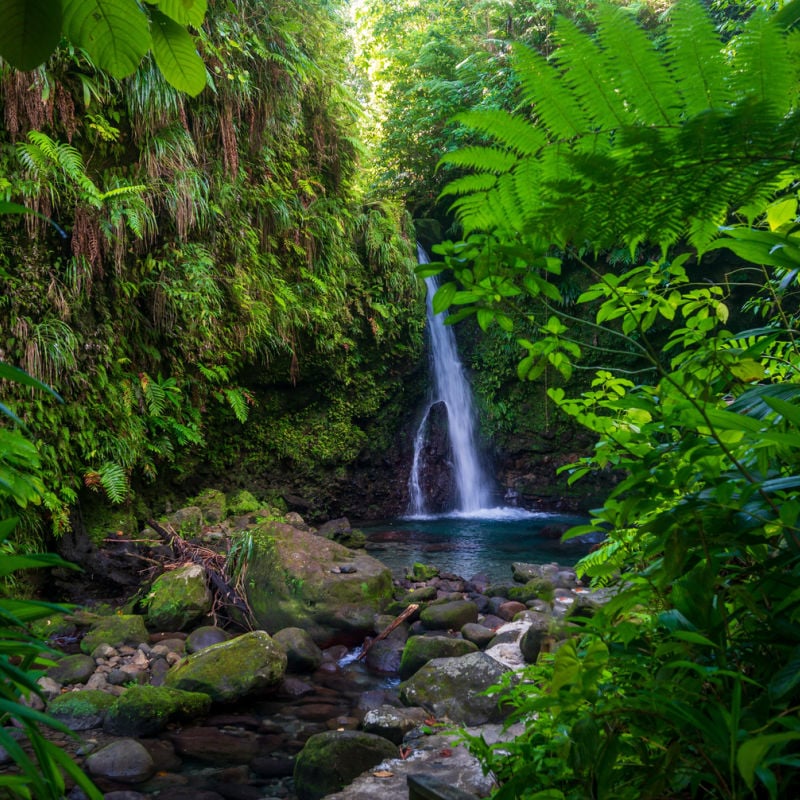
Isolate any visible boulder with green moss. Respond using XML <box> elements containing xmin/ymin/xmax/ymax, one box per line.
<box><xmin>104</xmin><ymin>685</ymin><xmax>211</xmax><ymax>736</ymax></box>
<box><xmin>80</xmin><ymin>614</ymin><xmax>149</xmax><ymax>654</ymax></box>
<box><xmin>399</xmin><ymin>635</ymin><xmax>478</xmax><ymax>680</ymax></box>
<box><xmin>191</xmin><ymin>488</ymin><xmax>228</xmax><ymax>523</ymax></box>
<box><xmin>419</xmin><ymin>600</ymin><xmax>478</xmax><ymax>631</ymax></box>
<box><xmin>164</xmin><ymin>630</ymin><xmax>287</xmax><ymax>702</ymax></box>
<box><xmin>406</xmin><ymin>562</ymin><xmax>439</xmax><ymax>581</ymax></box>
<box><xmin>45</xmin><ymin>653</ymin><xmax>97</xmax><ymax>685</ymax></box>
<box><xmin>243</xmin><ymin>520</ymin><xmax>393</xmax><ymax>644</ymax></box>
<box><xmin>145</xmin><ymin>563</ymin><xmax>212</xmax><ymax>631</ymax></box>
<box><xmin>293</xmin><ymin>730</ymin><xmax>397</xmax><ymax>800</ymax></box>
<box><xmin>47</xmin><ymin>689</ymin><xmax>116</xmax><ymax>730</ymax></box>
<box><xmin>165</xmin><ymin>506</ymin><xmax>204</xmax><ymax>538</ymax></box>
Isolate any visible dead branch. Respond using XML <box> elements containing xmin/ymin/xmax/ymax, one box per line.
<box><xmin>358</xmin><ymin>604</ymin><xmax>419</xmax><ymax>661</ymax></box>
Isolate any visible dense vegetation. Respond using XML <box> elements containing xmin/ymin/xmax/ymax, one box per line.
<box><xmin>411</xmin><ymin>0</ymin><xmax>800</xmax><ymax>797</ymax></box>
<box><xmin>0</xmin><ymin>0</ymin><xmax>424</xmax><ymax>543</ymax></box>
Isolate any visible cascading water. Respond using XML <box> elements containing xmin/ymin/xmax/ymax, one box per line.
<box><xmin>407</xmin><ymin>246</ymin><xmax>493</xmax><ymax>515</ymax></box>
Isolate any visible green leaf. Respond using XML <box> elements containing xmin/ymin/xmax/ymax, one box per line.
<box><xmin>150</xmin><ymin>8</ymin><xmax>206</xmax><ymax>95</ymax></box>
<box><xmin>62</xmin><ymin>0</ymin><xmax>151</xmax><ymax>80</ymax></box>
<box><xmin>432</xmin><ymin>282</ymin><xmax>457</xmax><ymax>315</ymax></box>
<box><xmin>0</xmin><ymin>0</ymin><xmax>62</xmax><ymax>71</ymax></box>
<box><xmin>151</xmin><ymin>0</ymin><xmax>206</xmax><ymax>27</ymax></box>
<box><xmin>737</xmin><ymin>733</ymin><xmax>800</xmax><ymax>788</ymax></box>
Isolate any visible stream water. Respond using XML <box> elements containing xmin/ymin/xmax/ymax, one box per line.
<box><xmin>364</xmin><ymin>509</ymin><xmax>596</xmax><ymax>584</ymax></box>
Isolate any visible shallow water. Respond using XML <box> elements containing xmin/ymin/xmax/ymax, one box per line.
<box><xmin>363</xmin><ymin>507</ymin><xmax>598</xmax><ymax>584</ymax></box>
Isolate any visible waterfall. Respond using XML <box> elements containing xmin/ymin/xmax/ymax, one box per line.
<box><xmin>407</xmin><ymin>246</ymin><xmax>492</xmax><ymax>515</ymax></box>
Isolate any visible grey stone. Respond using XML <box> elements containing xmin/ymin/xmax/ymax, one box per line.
<box><xmin>85</xmin><ymin>738</ymin><xmax>156</xmax><ymax>784</ymax></box>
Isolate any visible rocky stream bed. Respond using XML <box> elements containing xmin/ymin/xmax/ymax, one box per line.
<box><xmin>4</xmin><ymin>498</ymin><xmax>606</xmax><ymax>800</ymax></box>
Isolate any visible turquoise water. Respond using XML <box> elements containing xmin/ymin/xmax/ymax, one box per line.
<box><xmin>363</xmin><ymin>507</ymin><xmax>598</xmax><ymax>584</ymax></box>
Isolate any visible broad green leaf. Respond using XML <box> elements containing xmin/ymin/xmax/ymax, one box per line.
<box><xmin>432</xmin><ymin>282</ymin><xmax>457</xmax><ymax>315</ymax></box>
<box><xmin>151</xmin><ymin>0</ymin><xmax>206</xmax><ymax>27</ymax></box>
<box><xmin>0</xmin><ymin>362</ymin><xmax>61</xmax><ymax>401</ymax></box>
<box><xmin>729</xmin><ymin>358</ymin><xmax>766</xmax><ymax>382</ymax></box>
<box><xmin>737</xmin><ymin>733</ymin><xmax>800</xmax><ymax>788</ymax></box>
<box><xmin>150</xmin><ymin>8</ymin><xmax>206</xmax><ymax>95</ymax></box>
<box><xmin>766</xmin><ymin>197</ymin><xmax>797</xmax><ymax>230</ymax></box>
<box><xmin>0</xmin><ymin>0</ymin><xmax>61</xmax><ymax>71</ymax></box>
<box><xmin>62</xmin><ymin>0</ymin><xmax>151</xmax><ymax>80</ymax></box>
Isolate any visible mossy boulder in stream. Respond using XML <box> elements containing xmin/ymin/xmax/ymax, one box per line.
<box><xmin>80</xmin><ymin>614</ymin><xmax>149</xmax><ymax>654</ymax></box>
<box><xmin>104</xmin><ymin>685</ymin><xmax>211</xmax><ymax>736</ymax></box>
<box><xmin>164</xmin><ymin>630</ymin><xmax>287</xmax><ymax>702</ymax></box>
<box><xmin>145</xmin><ymin>563</ymin><xmax>212</xmax><ymax>631</ymax></box>
<box><xmin>243</xmin><ymin>521</ymin><xmax>393</xmax><ymax>644</ymax></box>
<box><xmin>47</xmin><ymin>690</ymin><xmax>116</xmax><ymax>730</ymax></box>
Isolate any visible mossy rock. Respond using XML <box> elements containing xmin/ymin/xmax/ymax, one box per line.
<box><xmin>191</xmin><ymin>488</ymin><xmax>227</xmax><ymax>524</ymax></box>
<box><xmin>293</xmin><ymin>730</ymin><xmax>397</xmax><ymax>800</ymax></box>
<box><xmin>104</xmin><ymin>685</ymin><xmax>211</xmax><ymax>736</ymax></box>
<box><xmin>227</xmin><ymin>489</ymin><xmax>261</xmax><ymax>515</ymax></box>
<box><xmin>273</xmin><ymin>627</ymin><xmax>324</xmax><ymax>673</ymax></box>
<box><xmin>507</xmin><ymin>578</ymin><xmax>555</xmax><ymax>604</ymax></box>
<box><xmin>419</xmin><ymin>600</ymin><xmax>478</xmax><ymax>632</ymax></box>
<box><xmin>46</xmin><ymin>653</ymin><xmax>97</xmax><ymax>685</ymax></box>
<box><xmin>399</xmin><ymin>635</ymin><xmax>478</xmax><ymax>680</ymax></box>
<box><xmin>406</xmin><ymin>562</ymin><xmax>439</xmax><ymax>581</ymax></box>
<box><xmin>145</xmin><ymin>563</ymin><xmax>212</xmax><ymax>631</ymax></box>
<box><xmin>164</xmin><ymin>506</ymin><xmax>204</xmax><ymax>539</ymax></box>
<box><xmin>244</xmin><ymin>521</ymin><xmax>393</xmax><ymax>644</ymax></box>
<box><xmin>164</xmin><ymin>630</ymin><xmax>287</xmax><ymax>702</ymax></box>
<box><xmin>80</xmin><ymin>615</ymin><xmax>149</xmax><ymax>654</ymax></box>
<box><xmin>48</xmin><ymin>690</ymin><xmax>116</xmax><ymax>730</ymax></box>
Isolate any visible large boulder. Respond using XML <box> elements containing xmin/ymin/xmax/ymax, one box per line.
<box><xmin>164</xmin><ymin>630</ymin><xmax>287</xmax><ymax>702</ymax></box>
<box><xmin>399</xmin><ymin>635</ymin><xmax>478</xmax><ymax>680</ymax></box>
<box><xmin>145</xmin><ymin>563</ymin><xmax>213</xmax><ymax>631</ymax></box>
<box><xmin>293</xmin><ymin>730</ymin><xmax>397</xmax><ymax>800</ymax></box>
<box><xmin>399</xmin><ymin>652</ymin><xmax>512</xmax><ymax>726</ymax></box>
<box><xmin>243</xmin><ymin>521</ymin><xmax>393</xmax><ymax>644</ymax></box>
<box><xmin>104</xmin><ymin>685</ymin><xmax>211</xmax><ymax>736</ymax></box>
<box><xmin>45</xmin><ymin>653</ymin><xmax>97</xmax><ymax>685</ymax></box>
<box><xmin>419</xmin><ymin>600</ymin><xmax>478</xmax><ymax>631</ymax></box>
<box><xmin>273</xmin><ymin>627</ymin><xmax>324</xmax><ymax>673</ymax></box>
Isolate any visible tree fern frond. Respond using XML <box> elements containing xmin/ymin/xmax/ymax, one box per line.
<box><xmin>512</xmin><ymin>43</ymin><xmax>586</xmax><ymax>141</ymax></box>
<box><xmin>224</xmin><ymin>388</ymin><xmax>249</xmax><ymax>424</ymax></box>
<box><xmin>595</xmin><ymin>3</ymin><xmax>682</xmax><ymax>126</ymax></box>
<box><xmin>667</xmin><ymin>0</ymin><xmax>732</xmax><ymax>113</ymax></box>
<box><xmin>732</xmin><ymin>7</ymin><xmax>798</xmax><ymax>112</ymax></box>
<box><xmin>439</xmin><ymin>173</ymin><xmax>498</xmax><ymax>198</ymax></box>
<box><xmin>454</xmin><ymin>109</ymin><xmax>546</xmax><ymax>156</ymax></box>
<box><xmin>438</xmin><ymin>146</ymin><xmax>517</xmax><ymax>174</ymax></box>
<box><xmin>556</xmin><ymin>18</ymin><xmax>629</xmax><ymax>130</ymax></box>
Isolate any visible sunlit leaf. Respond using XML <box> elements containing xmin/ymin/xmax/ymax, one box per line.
<box><xmin>150</xmin><ymin>7</ymin><xmax>206</xmax><ymax>95</ymax></box>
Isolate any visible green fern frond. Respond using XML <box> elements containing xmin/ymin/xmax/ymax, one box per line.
<box><xmin>439</xmin><ymin>173</ymin><xmax>498</xmax><ymax>199</ymax></box>
<box><xmin>453</xmin><ymin>109</ymin><xmax>546</xmax><ymax>156</ymax></box>
<box><xmin>667</xmin><ymin>0</ymin><xmax>732</xmax><ymax>113</ymax></box>
<box><xmin>224</xmin><ymin>388</ymin><xmax>249</xmax><ymax>423</ymax></box>
<box><xmin>513</xmin><ymin>43</ymin><xmax>586</xmax><ymax>140</ymax></box>
<box><xmin>595</xmin><ymin>3</ymin><xmax>681</xmax><ymax>126</ymax></box>
<box><xmin>438</xmin><ymin>147</ymin><xmax>517</xmax><ymax>174</ymax></box>
<box><xmin>89</xmin><ymin>462</ymin><xmax>128</xmax><ymax>504</ymax></box>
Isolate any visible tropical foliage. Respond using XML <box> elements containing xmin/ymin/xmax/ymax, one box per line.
<box><xmin>420</xmin><ymin>1</ymin><xmax>800</xmax><ymax>797</ymax></box>
<box><xmin>0</xmin><ymin>0</ymin><xmax>206</xmax><ymax>93</ymax></box>
<box><xmin>0</xmin><ymin>0</ymin><xmax>423</xmax><ymax>534</ymax></box>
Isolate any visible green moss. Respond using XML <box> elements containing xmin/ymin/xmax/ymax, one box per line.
<box><xmin>227</xmin><ymin>489</ymin><xmax>261</xmax><ymax>515</ymax></box>
<box><xmin>190</xmin><ymin>488</ymin><xmax>227</xmax><ymax>523</ymax></box>
<box><xmin>406</xmin><ymin>562</ymin><xmax>440</xmax><ymax>581</ymax></box>
<box><xmin>104</xmin><ymin>685</ymin><xmax>211</xmax><ymax>736</ymax></box>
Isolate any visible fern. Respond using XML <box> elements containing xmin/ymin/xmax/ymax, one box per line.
<box><xmin>224</xmin><ymin>388</ymin><xmax>249</xmax><ymax>424</ymax></box>
<box><xmin>84</xmin><ymin>462</ymin><xmax>128</xmax><ymax>504</ymax></box>
<box><xmin>440</xmin><ymin>0</ymin><xmax>800</xmax><ymax>251</ymax></box>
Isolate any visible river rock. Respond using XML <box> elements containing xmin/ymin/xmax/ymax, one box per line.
<box><xmin>273</xmin><ymin>627</ymin><xmax>324</xmax><ymax>672</ymax></box>
<box><xmin>185</xmin><ymin>625</ymin><xmax>230</xmax><ymax>653</ymax></box>
<box><xmin>104</xmin><ymin>685</ymin><xmax>212</xmax><ymax>736</ymax></box>
<box><xmin>164</xmin><ymin>630</ymin><xmax>287</xmax><ymax>702</ymax></box>
<box><xmin>79</xmin><ymin>614</ymin><xmax>149</xmax><ymax>654</ymax></box>
<box><xmin>399</xmin><ymin>652</ymin><xmax>512</xmax><ymax>725</ymax></box>
<box><xmin>45</xmin><ymin>653</ymin><xmax>96</xmax><ymax>685</ymax></box>
<box><xmin>460</xmin><ymin>622</ymin><xmax>496</xmax><ymax>648</ymax></box>
<box><xmin>419</xmin><ymin>600</ymin><xmax>478</xmax><ymax>631</ymax></box>
<box><xmin>364</xmin><ymin>638</ymin><xmax>404</xmax><ymax>674</ymax></box>
<box><xmin>85</xmin><ymin>738</ymin><xmax>156</xmax><ymax>784</ymax></box>
<box><xmin>399</xmin><ymin>635</ymin><xmax>478</xmax><ymax>680</ymax></box>
<box><xmin>361</xmin><ymin>704</ymin><xmax>428</xmax><ymax>744</ymax></box>
<box><xmin>47</xmin><ymin>689</ymin><xmax>116</xmax><ymax>730</ymax></box>
<box><xmin>243</xmin><ymin>521</ymin><xmax>393</xmax><ymax>644</ymax></box>
<box><xmin>293</xmin><ymin>730</ymin><xmax>397</xmax><ymax>800</ymax></box>
<box><xmin>145</xmin><ymin>563</ymin><xmax>212</xmax><ymax>631</ymax></box>
<box><xmin>167</xmin><ymin>726</ymin><xmax>262</xmax><ymax>763</ymax></box>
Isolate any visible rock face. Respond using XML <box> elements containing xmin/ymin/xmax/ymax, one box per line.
<box><xmin>399</xmin><ymin>652</ymin><xmax>512</xmax><ymax>725</ymax></box>
<box><xmin>145</xmin><ymin>563</ymin><xmax>213</xmax><ymax>631</ymax></box>
<box><xmin>244</xmin><ymin>521</ymin><xmax>393</xmax><ymax>644</ymax></box>
<box><xmin>293</xmin><ymin>730</ymin><xmax>397</xmax><ymax>800</ymax></box>
<box><xmin>164</xmin><ymin>630</ymin><xmax>287</xmax><ymax>702</ymax></box>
